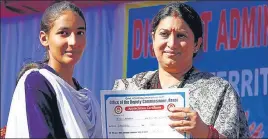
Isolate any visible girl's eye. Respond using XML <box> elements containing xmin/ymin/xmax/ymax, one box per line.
<box><xmin>77</xmin><ymin>31</ymin><xmax>85</xmax><ymax>35</ymax></box>
<box><xmin>58</xmin><ymin>31</ymin><xmax>68</xmax><ymax>36</ymax></box>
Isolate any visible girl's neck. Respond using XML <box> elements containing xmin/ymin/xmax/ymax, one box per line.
<box><xmin>158</xmin><ymin>65</ymin><xmax>192</xmax><ymax>89</ymax></box>
<box><xmin>48</xmin><ymin>61</ymin><xmax>76</xmax><ymax>89</ymax></box>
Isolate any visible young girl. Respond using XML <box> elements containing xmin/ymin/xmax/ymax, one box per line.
<box><xmin>5</xmin><ymin>1</ymin><xmax>102</xmax><ymax>138</ymax></box>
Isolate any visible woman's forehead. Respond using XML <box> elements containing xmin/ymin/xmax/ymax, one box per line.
<box><xmin>157</xmin><ymin>16</ymin><xmax>190</xmax><ymax>31</ymax></box>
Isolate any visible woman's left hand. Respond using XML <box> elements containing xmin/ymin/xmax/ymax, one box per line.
<box><xmin>168</xmin><ymin>107</ymin><xmax>209</xmax><ymax>138</ymax></box>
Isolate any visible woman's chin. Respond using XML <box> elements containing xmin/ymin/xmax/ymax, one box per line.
<box><xmin>164</xmin><ymin>60</ymin><xmax>178</xmax><ymax>66</ymax></box>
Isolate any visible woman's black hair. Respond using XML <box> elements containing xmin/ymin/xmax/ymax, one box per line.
<box><xmin>151</xmin><ymin>2</ymin><xmax>203</xmax><ymax>57</ymax></box>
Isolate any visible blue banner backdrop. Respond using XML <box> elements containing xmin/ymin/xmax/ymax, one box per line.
<box><xmin>124</xmin><ymin>1</ymin><xmax>268</xmax><ymax>138</ymax></box>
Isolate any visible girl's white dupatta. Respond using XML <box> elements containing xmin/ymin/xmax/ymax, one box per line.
<box><xmin>6</xmin><ymin>68</ymin><xmax>102</xmax><ymax>138</ymax></box>
<box><xmin>5</xmin><ymin>69</ymin><xmax>36</xmax><ymax>138</ymax></box>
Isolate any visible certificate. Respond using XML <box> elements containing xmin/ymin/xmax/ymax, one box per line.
<box><xmin>100</xmin><ymin>89</ymin><xmax>190</xmax><ymax>138</ymax></box>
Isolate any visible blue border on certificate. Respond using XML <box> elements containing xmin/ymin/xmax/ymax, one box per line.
<box><xmin>104</xmin><ymin>92</ymin><xmax>186</xmax><ymax>138</ymax></box>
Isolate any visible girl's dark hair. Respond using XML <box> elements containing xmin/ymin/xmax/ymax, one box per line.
<box><xmin>16</xmin><ymin>62</ymin><xmax>42</xmax><ymax>84</ymax></box>
<box><xmin>41</xmin><ymin>1</ymin><xmax>86</xmax><ymax>63</ymax></box>
<box><xmin>17</xmin><ymin>1</ymin><xmax>86</xmax><ymax>82</ymax></box>
<box><xmin>151</xmin><ymin>2</ymin><xmax>203</xmax><ymax>57</ymax></box>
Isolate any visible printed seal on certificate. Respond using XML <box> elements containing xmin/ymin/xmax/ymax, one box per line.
<box><xmin>114</xmin><ymin>106</ymin><xmax>123</xmax><ymax>114</ymax></box>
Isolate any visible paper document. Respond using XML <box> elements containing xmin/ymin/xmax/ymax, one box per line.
<box><xmin>100</xmin><ymin>89</ymin><xmax>190</xmax><ymax>138</ymax></box>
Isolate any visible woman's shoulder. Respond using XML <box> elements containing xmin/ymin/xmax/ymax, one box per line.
<box><xmin>190</xmin><ymin>71</ymin><xmax>232</xmax><ymax>90</ymax></box>
<box><xmin>190</xmin><ymin>71</ymin><xmax>242</xmax><ymax>102</ymax></box>
<box><xmin>113</xmin><ymin>70</ymin><xmax>157</xmax><ymax>90</ymax></box>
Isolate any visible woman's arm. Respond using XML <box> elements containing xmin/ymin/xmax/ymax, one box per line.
<box><xmin>214</xmin><ymin>83</ymin><xmax>249</xmax><ymax>138</ymax></box>
<box><xmin>168</xmin><ymin>82</ymin><xmax>249</xmax><ymax>138</ymax></box>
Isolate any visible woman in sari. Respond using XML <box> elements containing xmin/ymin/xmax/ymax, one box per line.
<box><xmin>113</xmin><ymin>2</ymin><xmax>249</xmax><ymax>138</ymax></box>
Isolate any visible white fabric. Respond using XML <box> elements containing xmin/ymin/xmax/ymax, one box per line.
<box><xmin>5</xmin><ymin>69</ymin><xmax>37</xmax><ymax>138</ymax></box>
<box><xmin>5</xmin><ymin>69</ymin><xmax>102</xmax><ymax>138</ymax></box>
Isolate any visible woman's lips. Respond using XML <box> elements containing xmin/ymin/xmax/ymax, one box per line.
<box><xmin>164</xmin><ymin>50</ymin><xmax>181</xmax><ymax>56</ymax></box>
